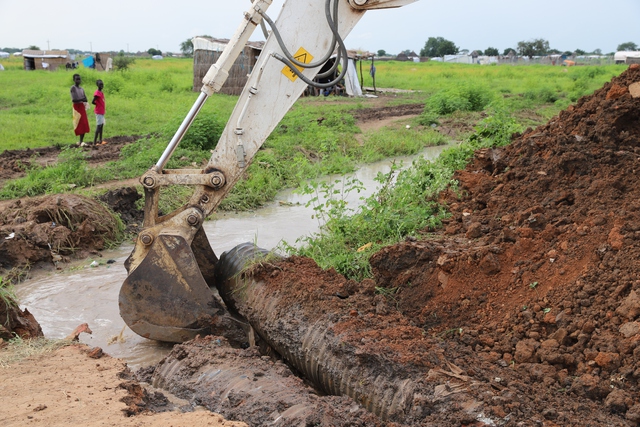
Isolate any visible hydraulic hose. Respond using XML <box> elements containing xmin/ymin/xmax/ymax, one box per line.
<box><xmin>259</xmin><ymin>0</ymin><xmax>350</xmax><ymax>88</ymax></box>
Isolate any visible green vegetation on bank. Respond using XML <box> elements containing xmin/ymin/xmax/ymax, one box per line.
<box><xmin>290</xmin><ymin>108</ymin><xmax>521</xmax><ymax>280</ymax></box>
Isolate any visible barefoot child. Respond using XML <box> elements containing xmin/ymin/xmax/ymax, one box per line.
<box><xmin>92</xmin><ymin>79</ymin><xmax>106</xmax><ymax>144</ymax></box>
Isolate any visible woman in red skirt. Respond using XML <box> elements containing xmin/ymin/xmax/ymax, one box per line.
<box><xmin>70</xmin><ymin>73</ymin><xmax>90</xmax><ymax>144</ymax></box>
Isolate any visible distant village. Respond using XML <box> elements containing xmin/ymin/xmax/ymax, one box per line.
<box><xmin>1</xmin><ymin>39</ymin><xmax>638</xmax><ymax>74</ymax></box>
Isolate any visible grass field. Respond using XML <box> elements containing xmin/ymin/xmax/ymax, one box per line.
<box><xmin>0</xmin><ymin>56</ymin><xmax>623</xmax><ymax>150</ymax></box>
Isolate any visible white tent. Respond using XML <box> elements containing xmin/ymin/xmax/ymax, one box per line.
<box><xmin>0</xmin><ymin>52</ymin><xmax>10</xmax><ymax>58</ymax></box>
<box><xmin>344</xmin><ymin>58</ymin><xmax>362</xmax><ymax>97</ymax></box>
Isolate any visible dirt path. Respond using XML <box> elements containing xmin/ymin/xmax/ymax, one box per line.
<box><xmin>0</xmin><ymin>344</ymin><xmax>246</xmax><ymax>427</ymax></box>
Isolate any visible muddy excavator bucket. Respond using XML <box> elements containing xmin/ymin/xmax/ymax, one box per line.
<box><xmin>119</xmin><ymin>226</ymin><xmax>219</xmax><ymax>343</ymax></box>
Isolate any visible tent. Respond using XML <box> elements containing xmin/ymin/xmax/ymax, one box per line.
<box><xmin>343</xmin><ymin>57</ymin><xmax>362</xmax><ymax>97</ymax></box>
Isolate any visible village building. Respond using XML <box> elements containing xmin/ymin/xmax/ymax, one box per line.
<box><xmin>192</xmin><ymin>37</ymin><xmax>264</xmax><ymax>95</ymax></box>
<box><xmin>22</xmin><ymin>49</ymin><xmax>69</xmax><ymax>71</ymax></box>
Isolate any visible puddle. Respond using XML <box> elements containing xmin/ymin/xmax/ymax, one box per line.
<box><xmin>15</xmin><ymin>144</ymin><xmax>449</xmax><ymax>367</ymax></box>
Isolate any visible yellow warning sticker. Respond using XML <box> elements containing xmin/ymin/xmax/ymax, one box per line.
<box><xmin>282</xmin><ymin>47</ymin><xmax>314</xmax><ymax>82</ymax></box>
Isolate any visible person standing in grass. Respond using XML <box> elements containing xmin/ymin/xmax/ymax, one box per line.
<box><xmin>70</xmin><ymin>74</ymin><xmax>90</xmax><ymax>144</ymax></box>
<box><xmin>92</xmin><ymin>79</ymin><xmax>106</xmax><ymax>145</ymax></box>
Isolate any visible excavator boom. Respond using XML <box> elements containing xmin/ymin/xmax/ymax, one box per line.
<box><xmin>120</xmin><ymin>0</ymin><xmax>417</xmax><ymax>342</ymax></box>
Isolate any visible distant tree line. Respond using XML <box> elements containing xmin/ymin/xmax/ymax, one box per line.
<box><xmin>378</xmin><ymin>38</ymin><xmax>639</xmax><ymax>59</ymax></box>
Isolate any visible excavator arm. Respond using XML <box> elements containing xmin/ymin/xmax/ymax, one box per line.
<box><xmin>120</xmin><ymin>0</ymin><xmax>417</xmax><ymax>342</ymax></box>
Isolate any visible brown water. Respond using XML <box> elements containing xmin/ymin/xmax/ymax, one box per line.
<box><xmin>15</xmin><ymin>145</ymin><xmax>447</xmax><ymax>367</ymax></box>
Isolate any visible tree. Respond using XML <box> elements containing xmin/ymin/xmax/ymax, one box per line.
<box><xmin>147</xmin><ymin>48</ymin><xmax>162</xmax><ymax>56</ymax></box>
<box><xmin>574</xmin><ymin>49</ymin><xmax>586</xmax><ymax>55</ymax></box>
<box><xmin>617</xmin><ymin>42</ymin><xmax>638</xmax><ymax>51</ymax></box>
<box><xmin>180</xmin><ymin>38</ymin><xmax>194</xmax><ymax>57</ymax></box>
<box><xmin>516</xmin><ymin>38</ymin><xmax>550</xmax><ymax>58</ymax></box>
<box><xmin>484</xmin><ymin>47</ymin><xmax>499</xmax><ymax>56</ymax></box>
<box><xmin>377</xmin><ymin>49</ymin><xmax>387</xmax><ymax>57</ymax></box>
<box><xmin>592</xmin><ymin>48</ymin><xmax>602</xmax><ymax>55</ymax></box>
<box><xmin>420</xmin><ymin>37</ymin><xmax>458</xmax><ymax>58</ymax></box>
<box><xmin>502</xmin><ymin>48</ymin><xmax>515</xmax><ymax>56</ymax></box>
<box><xmin>27</xmin><ymin>45</ymin><xmax>40</xmax><ymax>50</ymax></box>
<box><xmin>113</xmin><ymin>52</ymin><xmax>135</xmax><ymax>71</ymax></box>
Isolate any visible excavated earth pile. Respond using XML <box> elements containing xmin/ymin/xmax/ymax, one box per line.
<box><xmin>152</xmin><ymin>66</ymin><xmax>640</xmax><ymax>426</ymax></box>
<box><xmin>0</xmin><ymin>194</ymin><xmax>121</xmax><ymax>270</ymax></box>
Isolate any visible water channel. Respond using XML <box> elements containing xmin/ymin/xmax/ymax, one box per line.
<box><xmin>15</xmin><ymin>145</ymin><xmax>447</xmax><ymax>367</ymax></box>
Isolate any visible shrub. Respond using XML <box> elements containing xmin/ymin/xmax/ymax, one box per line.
<box><xmin>162</xmin><ymin>110</ymin><xmax>224</xmax><ymax>151</ymax></box>
<box><xmin>425</xmin><ymin>83</ymin><xmax>495</xmax><ymax>115</ymax></box>
<box><xmin>113</xmin><ymin>53</ymin><xmax>135</xmax><ymax>71</ymax></box>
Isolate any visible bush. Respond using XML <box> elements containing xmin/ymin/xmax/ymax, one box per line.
<box><xmin>112</xmin><ymin>54</ymin><xmax>135</xmax><ymax>71</ymax></box>
<box><xmin>523</xmin><ymin>86</ymin><xmax>559</xmax><ymax>103</ymax></box>
<box><xmin>425</xmin><ymin>83</ymin><xmax>495</xmax><ymax>115</ymax></box>
<box><xmin>162</xmin><ymin>110</ymin><xmax>224</xmax><ymax>151</ymax></box>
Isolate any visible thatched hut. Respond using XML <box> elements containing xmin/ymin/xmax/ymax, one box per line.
<box><xmin>22</xmin><ymin>50</ymin><xmax>69</xmax><ymax>71</ymax></box>
<box><xmin>192</xmin><ymin>37</ymin><xmax>264</xmax><ymax>95</ymax></box>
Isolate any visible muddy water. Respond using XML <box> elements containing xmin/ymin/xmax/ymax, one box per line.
<box><xmin>15</xmin><ymin>145</ymin><xmax>447</xmax><ymax>367</ymax></box>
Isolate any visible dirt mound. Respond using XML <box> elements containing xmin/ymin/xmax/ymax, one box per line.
<box><xmin>187</xmin><ymin>65</ymin><xmax>640</xmax><ymax>426</ymax></box>
<box><xmin>0</xmin><ymin>304</ymin><xmax>43</xmax><ymax>341</ymax></box>
<box><xmin>372</xmin><ymin>65</ymin><xmax>640</xmax><ymax>423</ymax></box>
<box><xmin>0</xmin><ymin>194</ymin><xmax>121</xmax><ymax>271</ymax></box>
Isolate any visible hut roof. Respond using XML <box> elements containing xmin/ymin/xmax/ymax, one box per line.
<box><xmin>22</xmin><ymin>49</ymin><xmax>68</xmax><ymax>58</ymax></box>
<box><xmin>193</xmin><ymin>36</ymin><xmax>264</xmax><ymax>52</ymax></box>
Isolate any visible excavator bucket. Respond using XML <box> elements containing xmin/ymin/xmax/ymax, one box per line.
<box><xmin>119</xmin><ymin>226</ymin><xmax>220</xmax><ymax>343</ymax></box>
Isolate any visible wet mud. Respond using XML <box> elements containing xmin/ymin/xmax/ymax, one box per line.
<box><xmin>0</xmin><ymin>135</ymin><xmax>143</xmax><ymax>184</ymax></box>
<box><xmin>353</xmin><ymin>103</ymin><xmax>425</xmax><ymax>122</ymax></box>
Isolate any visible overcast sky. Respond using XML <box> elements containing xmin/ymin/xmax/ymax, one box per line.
<box><xmin>1</xmin><ymin>0</ymin><xmax>638</xmax><ymax>55</ymax></box>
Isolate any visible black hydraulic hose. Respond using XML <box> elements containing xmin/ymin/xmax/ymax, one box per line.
<box><xmin>214</xmin><ymin>243</ymin><xmax>417</xmax><ymax>422</ymax></box>
<box><xmin>259</xmin><ymin>0</ymin><xmax>349</xmax><ymax>88</ymax></box>
<box><xmin>260</xmin><ymin>0</ymin><xmax>337</xmax><ymax>69</ymax></box>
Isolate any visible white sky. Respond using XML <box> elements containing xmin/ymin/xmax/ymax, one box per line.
<box><xmin>0</xmin><ymin>0</ymin><xmax>638</xmax><ymax>55</ymax></box>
